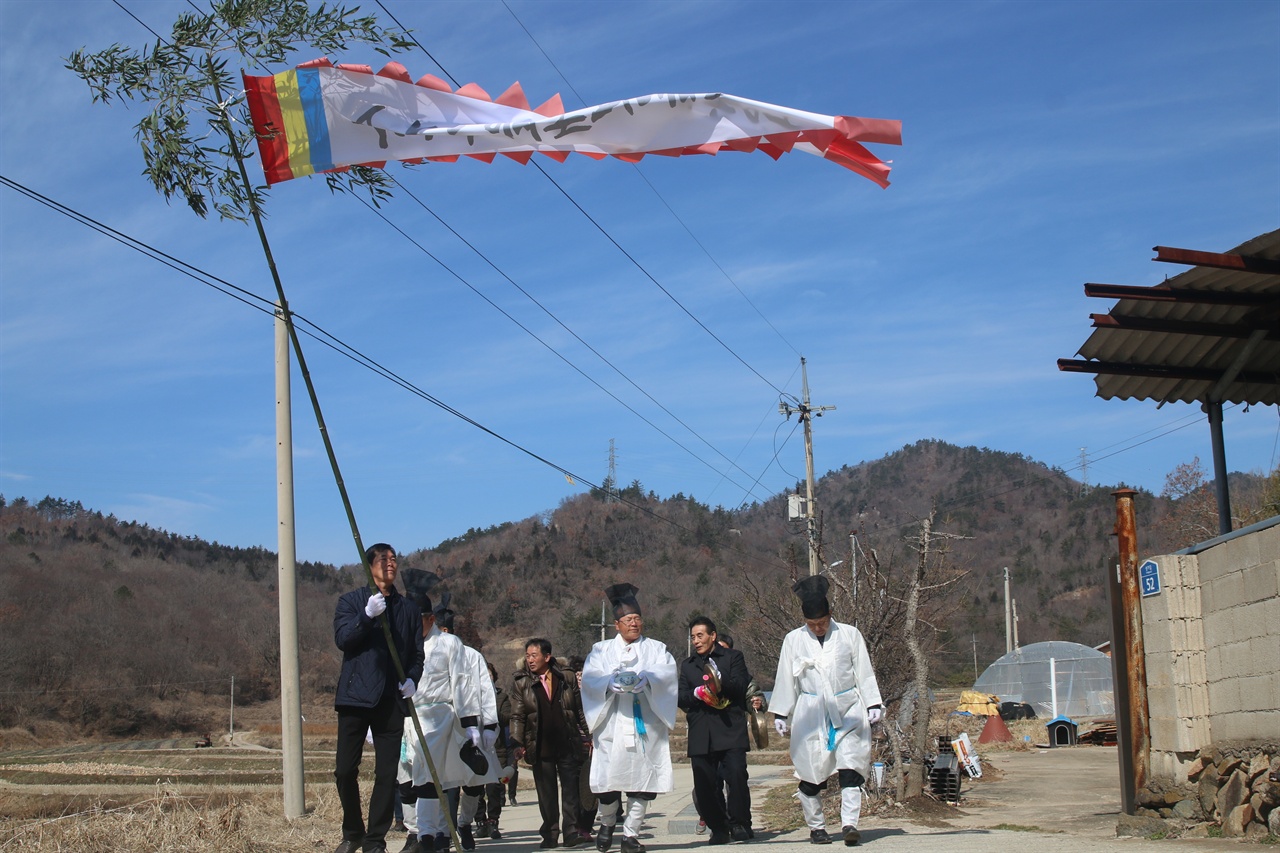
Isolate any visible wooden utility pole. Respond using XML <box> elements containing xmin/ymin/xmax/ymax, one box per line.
<box><xmin>779</xmin><ymin>358</ymin><xmax>835</xmax><ymax>576</ymax></box>
<box><xmin>1112</xmin><ymin>488</ymin><xmax>1150</xmax><ymax>812</ymax></box>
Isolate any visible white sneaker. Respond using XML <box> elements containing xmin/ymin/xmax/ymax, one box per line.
<box><xmin>695</xmin><ymin>821</ymin><xmax>707</xmax><ymax>835</ymax></box>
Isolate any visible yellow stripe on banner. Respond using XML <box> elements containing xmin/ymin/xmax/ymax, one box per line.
<box><xmin>274</xmin><ymin>71</ymin><xmax>315</xmax><ymax>180</ymax></box>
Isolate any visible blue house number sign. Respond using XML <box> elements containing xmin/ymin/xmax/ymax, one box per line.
<box><xmin>1139</xmin><ymin>560</ymin><xmax>1161</xmax><ymax>597</ymax></box>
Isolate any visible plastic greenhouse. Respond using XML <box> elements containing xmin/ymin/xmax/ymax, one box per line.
<box><xmin>972</xmin><ymin>641</ymin><xmax>1114</xmax><ymax>719</ymax></box>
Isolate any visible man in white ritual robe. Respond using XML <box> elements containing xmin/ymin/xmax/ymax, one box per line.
<box><xmin>442</xmin><ymin>608</ymin><xmax>500</xmax><ymax>852</ymax></box>
<box><xmin>581</xmin><ymin>583</ymin><xmax>678</xmax><ymax>853</ymax></box>
<box><xmin>771</xmin><ymin>576</ymin><xmax>882</xmax><ymax>847</ymax></box>
<box><xmin>398</xmin><ymin>574</ymin><xmax>483</xmax><ymax>853</ymax></box>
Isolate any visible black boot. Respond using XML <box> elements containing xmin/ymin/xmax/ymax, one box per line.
<box><xmin>595</xmin><ymin>825</ymin><xmax>614</xmax><ymax>853</ymax></box>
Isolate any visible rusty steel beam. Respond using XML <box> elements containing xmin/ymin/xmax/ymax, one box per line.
<box><xmin>1088</xmin><ymin>313</ymin><xmax>1279</xmax><ymax>340</ymax></box>
<box><xmin>1083</xmin><ymin>282</ymin><xmax>1275</xmax><ymax>306</ymax></box>
<box><xmin>1056</xmin><ymin>358</ymin><xmax>1275</xmax><ymax>385</ymax></box>
<box><xmin>1153</xmin><ymin>245</ymin><xmax>1280</xmax><ymax>275</ymax></box>
<box><xmin>1113</xmin><ymin>488</ymin><xmax>1150</xmax><ymax>810</ymax></box>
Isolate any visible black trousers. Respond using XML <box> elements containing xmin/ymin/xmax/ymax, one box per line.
<box><xmin>335</xmin><ymin>695</ymin><xmax>406</xmax><ymax>844</ymax></box>
<box><xmin>691</xmin><ymin>748</ymin><xmax>751</xmax><ymax>831</ymax></box>
<box><xmin>532</xmin><ymin>753</ymin><xmax>582</xmax><ymax>841</ymax></box>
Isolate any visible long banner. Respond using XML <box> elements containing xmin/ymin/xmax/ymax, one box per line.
<box><xmin>243</xmin><ymin>59</ymin><xmax>901</xmax><ymax>187</ymax></box>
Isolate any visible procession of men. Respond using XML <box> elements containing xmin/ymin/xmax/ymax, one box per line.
<box><xmin>335</xmin><ymin>555</ymin><xmax>882</xmax><ymax>853</ymax></box>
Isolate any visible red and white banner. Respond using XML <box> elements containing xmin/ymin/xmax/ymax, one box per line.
<box><xmin>244</xmin><ymin>59</ymin><xmax>901</xmax><ymax>187</ymax></box>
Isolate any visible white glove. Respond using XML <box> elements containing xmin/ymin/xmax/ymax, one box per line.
<box><xmin>364</xmin><ymin>592</ymin><xmax>386</xmax><ymax>619</ymax></box>
<box><xmin>867</xmin><ymin>707</ymin><xmax>883</xmax><ymax>725</ymax></box>
<box><xmin>774</xmin><ymin>718</ymin><xmax>788</xmax><ymax>737</ymax></box>
<box><xmin>365</xmin><ymin>727</ymin><xmax>374</xmax><ymax>745</ymax></box>
<box><xmin>398</xmin><ymin>678</ymin><xmax>416</xmax><ymax>699</ymax></box>
<box><xmin>608</xmin><ymin>675</ymin><xmax>627</xmax><ymax>694</ymax></box>
<box><xmin>466</xmin><ymin>726</ymin><xmax>482</xmax><ymax>748</ymax></box>
<box><xmin>631</xmin><ymin>673</ymin><xmax>650</xmax><ymax>693</ymax></box>
<box><xmin>482</xmin><ymin>729</ymin><xmax>499</xmax><ymax>751</ymax></box>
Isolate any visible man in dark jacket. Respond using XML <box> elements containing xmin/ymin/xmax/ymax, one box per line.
<box><xmin>333</xmin><ymin>544</ymin><xmax>425</xmax><ymax>853</ymax></box>
<box><xmin>678</xmin><ymin>617</ymin><xmax>753</xmax><ymax>845</ymax></box>
<box><xmin>511</xmin><ymin>638</ymin><xmax>591</xmax><ymax>849</ymax></box>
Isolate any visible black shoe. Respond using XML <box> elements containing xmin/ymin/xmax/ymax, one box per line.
<box><xmin>540</xmin><ymin>835</ymin><xmax>559</xmax><ymax>849</ymax></box>
<box><xmin>336</xmin><ymin>840</ymin><xmax>363</xmax><ymax>853</ymax></box>
<box><xmin>400</xmin><ymin>835</ymin><xmax>420</xmax><ymax>853</ymax></box>
<box><xmin>489</xmin><ymin>822</ymin><xmax>503</xmax><ymax>840</ymax></box>
<box><xmin>729</xmin><ymin>824</ymin><xmax>752</xmax><ymax>842</ymax></box>
<box><xmin>809</xmin><ymin>829</ymin><xmax>832</xmax><ymax>845</ymax></box>
<box><xmin>459</xmin><ymin>825</ymin><xmax>475</xmax><ymax>851</ymax></box>
<box><xmin>395</xmin><ymin>821</ymin><xmax>408</xmax><ymax>833</ymax></box>
<box><xmin>709</xmin><ymin>829</ymin><xmax>732</xmax><ymax>845</ymax></box>
<box><xmin>619</xmin><ymin>837</ymin><xmax>645</xmax><ymax>853</ymax></box>
<box><xmin>364</xmin><ymin>844</ymin><xmax>389</xmax><ymax>853</ymax></box>
<box><xmin>595</xmin><ymin>825</ymin><xmax>614</xmax><ymax>853</ymax></box>
<box><xmin>433</xmin><ymin>834</ymin><xmax>448</xmax><ymax>852</ymax></box>
<box><xmin>841</xmin><ymin>826</ymin><xmax>860</xmax><ymax>847</ymax></box>
<box><xmin>564</xmin><ymin>831</ymin><xmax>588</xmax><ymax>848</ymax></box>
<box><xmin>476</xmin><ymin>822</ymin><xmax>491</xmax><ymax>839</ymax></box>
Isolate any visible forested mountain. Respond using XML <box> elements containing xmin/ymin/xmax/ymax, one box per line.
<box><xmin>2</xmin><ymin>442</ymin><xmax>1270</xmax><ymax>740</ymax></box>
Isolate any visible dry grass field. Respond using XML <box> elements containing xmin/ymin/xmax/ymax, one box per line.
<box><xmin>1</xmin><ymin>697</ymin><xmax>1105</xmax><ymax>851</ymax></box>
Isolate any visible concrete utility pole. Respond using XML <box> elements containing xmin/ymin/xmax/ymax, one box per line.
<box><xmin>779</xmin><ymin>358</ymin><xmax>835</xmax><ymax>576</ymax></box>
<box><xmin>606</xmin><ymin>439</ymin><xmax>618</xmax><ymax>504</ymax></box>
<box><xmin>275</xmin><ymin>305</ymin><xmax>305</xmax><ymax>818</ymax></box>
<box><xmin>1003</xmin><ymin>567</ymin><xmax>1012</xmax><ymax>654</ymax></box>
<box><xmin>1012</xmin><ymin>598</ymin><xmax>1020</xmax><ymax>650</ymax></box>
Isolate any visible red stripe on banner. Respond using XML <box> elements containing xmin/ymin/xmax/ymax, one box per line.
<box><xmin>765</xmin><ymin>132</ymin><xmax>801</xmax><ymax>153</ymax></box>
<box><xmin>578</xmin><ymin>151</ymin><xmax>608</xmax><ymax>161</ymax></box>
<box><xmin>686</xmin><ymin>143</ymin><xmax>722</xmax><ymax>155</ymax></box>
<box><xmin>824</xmin><ymin>138</ymin><xmax>892</xmax><ymax>188</ymax></box>
<box><xmin>354</xmin><ymin>161</ymin><xmax>386</xmax><ymax>170</ymax></box>
<box><xmin>378</xmin><ymin>62</ymin><xmax>412</xmax><ymax>83</ymax></box>
<box><xmin>297</xmin><ymin>57</ymin><xmax>333</xmax><ymax>70</ymax></box>
<box><xmin>535</xmin><ymin>94</ymin><xmax>565</xmax><ymax>117</ymax></box>
<box><xmin>427</xmin><ymin>155</ymin><xmax>460</xmax><ymax>163</ymax></box>
<box><xmin>723</xmin><ymin>136</ymin><xmax>762</xmax><ymax>153</ymax></box>
<box><xmin>834</xmin><ymin>116</ymin><xmax>902</xmax><ymax>146</ymax></box>
<box><xmin>467</xmin><ymin>152</ymin><xmax>497</xmax><ymax>163</ymax></box>
<box><xmin>612</xmin><ymin>152</ymin><xmax>645</xmax><ymax>163</ymax></box>
<box><xmin>242</xmin><ymin>72</ymin><xmax>294</xmax><ymax>185</ymax></box>
<box><xmin>456</xmin><ymin>83</ymin><xmax>492</xmax><ymax>102</ymax></box>
<box><xmin>335</xmin><ymin>63</ymin><xmax>372</xmax><ymax>74</ymax></box>
<box><xmin>540</xmin><ymin>150</ymin><xmax>570</xmax><ymax>163</ymax></box>
<box><xmin>416</xmin><ymin>74</ymin><xmax>452</xmax><ymax>93</ymax></box>
<box><xmin>496</xmin><ymin>82</ymin><xmax>531</xmax><ymax>111</ymax></box>
<box><xmin>650</xmin><ymin>147</ymin><xmax>685</xmax><ymax>158</ymax></box>
<box><xmin>800</xmin><ymin>130</ymin><xmax>838</xmax><ymax>153</ymax></box>
<box><xmin>501</xmin><ymin>151</ymin><xmax>534</xmax><ymax>164</ymax></box>
<box><xmin>757</xmin><ymin>142</ymin><xmax>785</xmax><ymax>161</ymax></box>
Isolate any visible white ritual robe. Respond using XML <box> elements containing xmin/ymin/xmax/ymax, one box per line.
<box><xmin>770</xmin><ymin>619</ymin><xmax>882</xmax><ymax>784</ymax></box>
<box><xmin>460</xmin><ymin>643</ymin><xmax>499</xmax><ymax>786</ymax></box>
<box><xmin>582</xmin><ymin>634</ymin><xmax>678</xmax><ymax>794</ymax></box>
<box><xmin>401</xmin><ymin>625</ymin><xmax>481</xmax><ymax>788</ymax></box>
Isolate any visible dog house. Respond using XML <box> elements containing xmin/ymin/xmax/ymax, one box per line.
<box><xmin>1045</xmin><ymin>714</ymin><xmax>1079</xmax><ymax>747</ymax></box>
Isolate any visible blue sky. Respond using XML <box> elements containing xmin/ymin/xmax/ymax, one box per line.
<box><xmin>1</xmin><ymin>0</ymin><xmax>1277</xmax><ymax>565</ymax></box>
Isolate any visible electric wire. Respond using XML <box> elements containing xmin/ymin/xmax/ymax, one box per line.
<box><xmin>373</xmin><ymin>0</ymin><xmax>790</xmax><ymax>399</ymax></box>
<box><xmin>130</xmin><ymin>0</ymin><xmax>784</xmax><ymax>508</ymax></box>
<box><xmin>501</xmin><ymin>0</ymin><xmax>804</xmax><ymax>360</ymax></box>
<box><xmin>0</xmin><ymin>174</ymin><xmax>791</xmax><ymax>573</ymax></box>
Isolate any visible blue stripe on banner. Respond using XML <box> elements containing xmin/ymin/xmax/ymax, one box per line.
<box><xmin>297</xmin><ymin>68</ymin><xmax>333</xmax><ymax>173</ymax></box>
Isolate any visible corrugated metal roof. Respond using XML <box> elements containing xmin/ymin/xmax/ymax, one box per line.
<box><xmin>1063</xmin><ymin>229</ymin><xmax>1280</xmax><ymax>406</ymax></box>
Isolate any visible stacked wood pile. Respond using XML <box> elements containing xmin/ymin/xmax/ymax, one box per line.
<box><xmin>1132</xmin><ymin>746</ymin><xmax>1280</xmax><ymax>839</ymax></box>
<box><xmin>1077</xmin><ymin>718</ymin><xmax>1117</xmax><ymax>746</ymax></box>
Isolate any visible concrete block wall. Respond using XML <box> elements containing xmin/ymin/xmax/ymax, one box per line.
<box><xmin>1141</xmin><ymin>522</ymin><xmax>1280</xmax><ymax>781</ymax></box>
<box><xmin>1141</xmin><ymin>554</ymin><xmax>1211</xmax><ymax>778</ymax></box>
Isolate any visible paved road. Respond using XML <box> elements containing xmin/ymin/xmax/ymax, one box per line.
<box><xmin>470</xmin><ymin>749</ymin><xmax>1239</xmax><ymax>853</ymax></box>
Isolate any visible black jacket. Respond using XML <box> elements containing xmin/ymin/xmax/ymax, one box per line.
<box><xmin>678</xmin><ymin>645</ymin><xmax>751</xmax><ymax>755</ymax></box>
<box><xmin>333</xmin><ymin>585</ymin><xmax>424</xmax><ymax>710</ymax></box>
<box><xmin>510</xmin><ymin>664</ymin><xmax>589</xmax><ymax>764</ymax></box>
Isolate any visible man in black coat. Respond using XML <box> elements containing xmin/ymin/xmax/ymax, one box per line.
<box><xmin>678</xmin><ymin>616</ymin><xmax>753</xmax><ymax>844</ymax></box>
<box><xmin>332</xmin><ymin>543</ymin><xmax>425</xmax><ymax>853</ymax></box>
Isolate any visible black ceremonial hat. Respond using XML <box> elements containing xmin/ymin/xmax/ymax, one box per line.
<box><xmin>605</xmin><ymin>582</ymin><xmax>642</xmax><ymax>618</ymax></box>
<box><xmin>792</xmin><ymin>575</ymin><xmax>831</xmax><ymax>619</ymax></box>
<box><xmin>402</xmin><ymin>569</ymin><xmax>440</xmax><ymax>614</ymax></box>
<box><xmin>433</xmin><ymin>591</ymin><xmax>456</xmax><ymax>631</ymax></box>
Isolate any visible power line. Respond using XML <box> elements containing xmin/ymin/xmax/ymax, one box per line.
<box><xmin>0</xmin><ymin>174</ymin><xmax>790</xmax><ymax>574</ymax></box>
